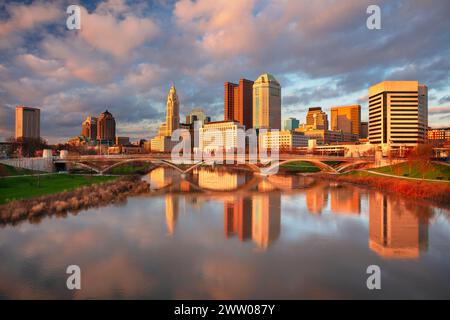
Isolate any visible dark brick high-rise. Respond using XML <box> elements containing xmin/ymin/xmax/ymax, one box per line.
<box><xmin>224</xmin><ymin>78</ymin><xmax>254</xmax><ymax>129</ymax></box>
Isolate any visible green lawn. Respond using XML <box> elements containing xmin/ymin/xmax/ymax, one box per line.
<box><xmin>372</xmin><ymin>161</ymin><xmax>450</xmax><ymax>180</ymax></box>
<box><xmin>0</xmin><ymin>174</ymin><xmax>117</xmax><ymax>204</ymax></box>
<box><xmin>0</xmin><ymin>163</ymin><xmax>42</xmax><ymax>177</ymax></box>
<box><xmin>108</xmin><ymin>162</ymin><xmax>153</xmax><ymax>175</ymax></box>
<box><xmin>322</xmin><ymin>160</ymin><xmax>344</xmax><ymax>167</ymax></box>
<box><xmin>280</xmin><ymin>161</ymin><xmax>321</xmax><ymax>173</ymax></box>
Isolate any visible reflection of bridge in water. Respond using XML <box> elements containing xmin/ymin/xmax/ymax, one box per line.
<box><xmin>156</xmin><ymin>167</ymin><xmax>431</xmax><ymax>254</ymax></box>
<box><xmin>54</xmin><ymin>154</ymin><xmax>375</xmax><ymax>175</ymax></box>
<box><xmin>144</xmin><ymin>166</ymin><xmax>320</xmax><ymax>194</ymax></box>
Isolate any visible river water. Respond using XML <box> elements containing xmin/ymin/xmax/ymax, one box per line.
<box><xmin>0</xmin><ymin>167</ymin><xmax>449</xmax><ymax>299</ymax></box>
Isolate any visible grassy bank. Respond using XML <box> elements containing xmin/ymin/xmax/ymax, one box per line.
<box><xmin>108</xmin><ymin>162</ymin><xmax>154</xmax><ymax>175</ymax></box>
<box><xmin>371</xmin><ymin>161</ymin><xmax>450</xmax><ymax>180</ymax></box>
<box><xmin>279</xmin><ymin>161</ymin><xmax>321</xmax><ymax>173</ymax></box>
<box><xmin>0</xmin><ymin>174</ymin><xmax>117</xmax><ymax>204</ymax></box>
<box><xmin>322</xmin><ymin>170</ymin><xmax>450</xmax><ymax>206</ymax></box>
<box><xmin>0</xmin><ymin>176</ymin><xmax>150</xmax><ymax>225</ymax></box>
<box><xmin>0</xmin><ymin>163</ymin><xmax>41</xmax><ymax>177</ymax></box>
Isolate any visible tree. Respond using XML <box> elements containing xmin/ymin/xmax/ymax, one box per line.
<box><xmin>407</xmin><ymin>144</ymin><xmax>434</xmax><ymax>179</ymax></box>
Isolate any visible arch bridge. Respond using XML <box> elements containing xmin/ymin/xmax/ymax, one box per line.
<box><xmin>53</xmin><ymin>155</ymin><xmax>374</xmax><ymax>175</ymax></box>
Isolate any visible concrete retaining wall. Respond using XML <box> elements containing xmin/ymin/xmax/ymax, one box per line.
<box><xmin>0</xmin><ymin>157</ymin><xmax>54</xmax><ymax>173</ymax></box>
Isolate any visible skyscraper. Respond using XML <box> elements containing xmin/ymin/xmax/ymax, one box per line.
<box><xmin>306</xmin><ymin>107</ymin><xmax>328</xmax><ymax>130</ymax></box>
<box><xmin>253</xmin><ymin>73</ymin><xmax>281</xmax><ymax>130</ymax></box>
<box><xmin>368</xmin><ymin>81</ymin><xmax>428</xmax><ymax>148</ymax></box>
<box><xmin>164</xmin><ymin>85</ymin><xmax>180</xmax><ymax>136</ymax></box>
<box><xmin>360</xmin><ymin>122</ymin><xmax>368</xmax><ymax>139</ymax></box>
<box><xmin>151</xmin><ymin>85</ymin><xmax>181</xmax><ymax>152</ymax></box>
<box><xmin>224</xmin><ymin>78</ymin><xmax>254</xmax><ymax>129</ymax></box>
<box><xmin>284</xmin><ymin>117</ymin><xmax>300</xmax><ymax>131</ymax></box>
<box><xmin>186</xmin><ymin>108</ymin><xmax>210</xmax><ymax>125</ymax></box>
<box><xmin>15</xmin><ymin>106</ymin><xmax>40</xmax><ymax>139</ymax></box>
<box><xmin>97</xmin><ymin>110</ymin><xmax>116</xmax><ymax>143</ymax></box>
<box><xmin>330</xmin><ymin>105</ymin><xmax>361</xmax><ymax>137</ymax></box>
<box><xmin>81</xmin><ymin>116</ymin><xmax>97</xmax><ymax>140</ymax></box>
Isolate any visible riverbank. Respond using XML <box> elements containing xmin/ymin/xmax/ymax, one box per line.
<box><xmin>0</xmin><ymin>176</ymin><xmax>150</xmax><ymax>225</ymax></box>
<box><xmin>316</xmin><ymin>170</ymin><xmax>450</xmax><ymax>206</ymax></box>
<box><xmin>0</xmin><ymin>163</ymin><xmax>41</xmax><ymax>177</ymax></box>
<box><xmin>0</xmin><ymin>174</ymin><xmax>118</xmax><ymax>204</ymax></box>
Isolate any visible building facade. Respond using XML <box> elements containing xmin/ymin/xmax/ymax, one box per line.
<box><xmin>224</xmin><ymin>79</ymin><xmax>254</xmax><ymax>129</ymax></box>
<box><xmin>198</xmin><ymin>120</ymin><xmax>245</xmax><ymax>153</ymax></box>
<box><xmin>152</xmin><ymin>85</ymin><xmax>181</xmax><ymax>152</ymax></box>
<box><xmin>163</xmin><ymin>85</ymin><xmax>180</xmax><ymax>136</ymax></box>
<box><xmin>427</xmin><ymin>127</ymin><xmax>450</xmax><ymax>144</ymax></box>
<box><xmin>96</xmin><ymin>110</ymin><xmax>116</xmax><ymax>143</ymax></box>
<box><xmin>186</xmin><ymin>108</ymin><xmax>210</xmax><ymax>125</ymax></box>
<box><xmin>253</xmin><ymin>73</ymin><xmax>281</xmax><ymax>130</ymax></box>
<box><xmin>330</xmin><ymin>105</ymin><xmax>361</xmax><ymax>137</ymax></box>
<box><xmin>259</xmin><ymin>130</ymin><xmax>309</xmax><ymax>150</ymax></box>
<box><xmin>360</xmin><ymin>122</ymin><xmax>369</xmax><ymax>139</ymax></box>
<box><xmin>15</xmin><ymin>106</ymin><xmax>40</xmax><ymax>139</ymax></box>
<box><xmin>284</xmin><ymin>117</ymin><xmax>300</xmax><ymax>131</ymax></box>
<box><xmin>81</xmin><ymin>116</ymin><xmax>97</xmax><ymax>140</ymax></box>
<box><xmin>306</xmin><ymin>107</ymin><xmax>328</xmax><ymax>130</ymax></box>
<box><xmin>116</xmin><ymin>136</ymin><xmax>130</xmax><ymax>146</ymax></box>
<box><xmin>296</xmin><ymin>128</ymin><xmax>346</xmax><ymax>145</ymax></box>
<box><xmin>368</xmin><ymin>81</ymin><xmax>428</xmax><ymax>148</ymax></box>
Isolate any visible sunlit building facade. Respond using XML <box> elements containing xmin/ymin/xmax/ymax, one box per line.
<box><xmin>198</xmin><ymin>120</ymin><xmax>244</xmax><ymax>153</ymax></box>
<box><xmin>152</xmin><ymin>85</ymin><xmax>181</xmax><ymax>152</ymax></box>
<box><xmin>368</xmin><ymin>81</ymin><xmax>428</xmax><ymax>148</ymax></box>
<box><xmin>224</xmin><ymin>79</ymin><xmax>254</xmax><ymax>129</ymax></box>
<box><xmin>330</xmin><ymin>105</ymin><xmax>361</xmax><ymax>137</ymax></box>
<box><xmin>81</xmin><ymin>116</ymin><xmax>97</xmax><ymax>141</ymax></box>
<box><xmin>306</xmin><ymin>107</ymin><xmax>328</xmax><ymax>130</ymax></box>
<box><xmin>96</xmin><ymin>110</ymin><xmax>116</xmax><ymax>144</ymax></box>
<box><xmin>259</xmin><ymin>130</ymin><xmax>309</xmax><ymax>150</ymax></box>
<box><xmin>253</xmin><ymin>73</ymin><xmax>281</xmax><ymax>130</ymax></box>
<box><xmin>427</xmin><ymin>127</ymin><xmax>450</xmax><ymax>144</ymax></box>
<box><xmin>15</xmin><ymin>106</ymin><xmax>40</xmax><ymax>139</ymax></box>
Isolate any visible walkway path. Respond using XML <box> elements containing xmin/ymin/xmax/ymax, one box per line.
<box><xmin>362</xmin><ymin>169</ymin><xmax>449</xmax><ymax>183</ymax></box>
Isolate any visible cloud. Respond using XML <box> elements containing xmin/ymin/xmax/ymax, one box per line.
<box><xmin>429</xmin><ymin>106</ymin><xmax>450</xmax><ymax>115</ymax></box>
<box><xmin>17</xmin><ymin>54</ymin><xmax>70</xmax><ymax>80</ymax></box>
<box><xmin>0</xmin><ymin>1</ymin><xmax>62</xmax><ymax>49</ymax></box>
<box><xmin>1</xmin><ymin>0</ymin><xmax>450</xmax><ymax>141</ymax></box>
<box><xmin>78</xmin><ymin>2</ymin><xmax>159</xmax><ymax>58</ymax></box>
<box><xmin>438</xmin><ymin>95</ymin><xmax>450</xmax><ymax>104</ymax></box>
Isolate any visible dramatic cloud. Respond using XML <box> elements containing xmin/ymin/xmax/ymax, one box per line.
<box><xmin>0</xmin><ymin>1</ymin><xmax>62</xmax><ymax>49</ymax></box>
<box><xmin>1</xmin><ymin>0</ymin><xmax>450</xmax><ymax>142</ymax></box>
<box><xmin>78</xmin><ymin>3</ymin><xmax>159</xmax><ymax>58</ymax></box>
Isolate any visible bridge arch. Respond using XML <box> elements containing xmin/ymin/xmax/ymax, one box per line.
<box><xmin>336</xmin><ymin>161</ymin><xmax>371</xmax><ymax>173</ymax></box>
<box><xmin>54</xmin><ymin>160</ymin><xmax>101</xmax><ymax>173</ymax></box>
<box><xmin>242</xmin><ymin>158</ymin><xmax>338</xmax><ymax>175</ymax></box>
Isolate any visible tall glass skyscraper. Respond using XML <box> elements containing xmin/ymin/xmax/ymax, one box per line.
<box><xmin>252</xmin><ymin>73</ymin><xmax>281</xmax><ymax>130</ymax></box>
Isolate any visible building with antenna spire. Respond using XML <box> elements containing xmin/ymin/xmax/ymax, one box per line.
<box><xmin>151</xmin><ymin>85</ymin><xmax>181</xmax><ymax>152</ymax></box>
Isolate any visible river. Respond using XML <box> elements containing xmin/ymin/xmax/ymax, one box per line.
<box><xmin>0</xmin><ymin>167</ymin><xmax>449</xmax><ymax>299</ymax></box>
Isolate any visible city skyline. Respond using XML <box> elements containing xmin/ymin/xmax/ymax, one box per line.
<box><xmin>1</xmin><ymin>0</ymin><xmax>450</xmax><ymax>144</ymax></box>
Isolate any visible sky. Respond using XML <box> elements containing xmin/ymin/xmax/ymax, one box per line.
<box><xmin>0</xmin><ymin>0</ymin><xmax>449</xmax><ymax>143</ymax></box>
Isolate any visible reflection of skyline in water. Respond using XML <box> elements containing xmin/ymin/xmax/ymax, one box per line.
<box><xmin>369</xmin><ymin>192</ymin><xmax>430</xmax><ymax>259</ymax></box>
<box><xmin>0</xmin><ymin>166</ymin><xmax>448</xmax><ymax>299</ymax></box>
<box><xmin>224</xmin><ymin>194</ymin><xmax>281</xmax><ymax>249</ymax></box>
<box><xmin>151</xmin><ymin>167</ymin><xmax>433</xmax><ymax>258</ymax></box>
